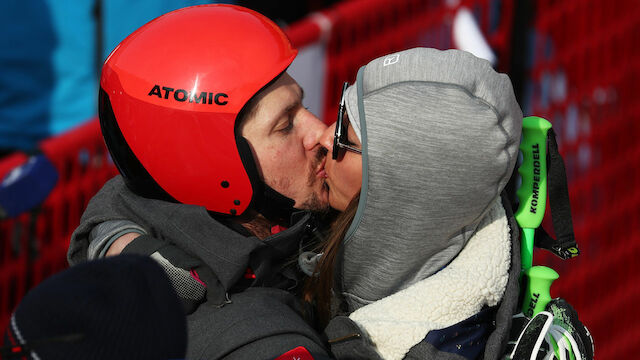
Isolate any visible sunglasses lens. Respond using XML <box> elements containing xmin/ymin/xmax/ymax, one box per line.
<box><xmin>332</xmin><ymin>118</ymin><xmax>342</xmax><ymax>159</ymax></box>
<box><xmin>332</xmin><ymin>82</ymin><xmax>349</xmax><ymax>160</ymax></box>
<box><xmin>341</xmin><ymin>124</ymin><xmax>349</xmax><ymax>144</ymax></box>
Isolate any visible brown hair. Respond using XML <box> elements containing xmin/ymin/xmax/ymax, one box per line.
<box><xmin>303</xmin><ymin>193</ymin><xmax>360</xmax><ymax>327</ymax></box>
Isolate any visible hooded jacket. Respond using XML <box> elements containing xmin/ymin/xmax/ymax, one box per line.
<box><xmin>67</xmin><ymin>176</ymin><xmax>333</xmax><ymax>359</ymax></box>
<box><xmin>325</xmin><ymin>48</ymin><xmax>523</xmax><ymax>360</ymax></box>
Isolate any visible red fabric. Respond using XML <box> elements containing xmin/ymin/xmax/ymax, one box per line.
<box><xmin>189</xmin><ymin>269</ymin><xmax>206</xmax><ymax>287</ymax></box>
<box><xmin>243</xmin><ymin>268</ymin><xmax>256</xmax><ymax>280</ymax></box>
<box><xmin>270</xmin><ymin>225</ymin><xmax>287</xmax><ymax>234</ymax></box>
<box><xmin>274</xmin><ymin>346</ymin><xmax>314</xmax><ymax>360</ymax></box>
<box><xmin>5</xmin><ymin>325</ymin><xmax>28</xmax><ymax>360</ymax></box>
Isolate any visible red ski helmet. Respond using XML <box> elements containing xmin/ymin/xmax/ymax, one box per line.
<box><xmin>99</xmin><ymin>5</ymin><xmax>297</xmax><ymax>216</ymax></box>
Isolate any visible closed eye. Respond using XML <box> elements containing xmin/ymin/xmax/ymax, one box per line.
<box><xmin>280</xmin><ymin>117</ymin><xmax>294</xmax><ymax>133</ymax></box>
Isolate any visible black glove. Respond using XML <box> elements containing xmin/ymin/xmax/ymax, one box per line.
<box><xmin>505</xmin><ymin>298</ymin><xmax>594</xmax><ymax>360</ymax></box>
<box><xmin>544</xmin><ymin>298</ymin><xmax>594</xmax><ymax>360</ymax></box>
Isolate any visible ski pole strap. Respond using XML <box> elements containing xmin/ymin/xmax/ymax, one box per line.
<box><xmin>534</xmin><ymin>128</ymin><xmax>580</xmax><ymax>260</ymax></box>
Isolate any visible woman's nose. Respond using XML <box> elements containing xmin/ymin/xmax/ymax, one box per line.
<box><xmin>301</xmin><ymin>111</ymin><xmax>329</xmax><ymax>151</ymax></box>
<box><xmin>319</xmin><ymin>122</ymin><xmax>336</xmax><ymax>154</ymax></box>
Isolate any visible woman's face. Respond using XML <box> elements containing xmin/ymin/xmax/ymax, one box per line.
<box><xmin>320</xmin><ymin>114</ymin><xmax>363</xmax><ymax>212</ymax></box>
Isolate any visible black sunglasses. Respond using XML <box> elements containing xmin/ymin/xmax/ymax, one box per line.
<box><xmin>332</xmin><ymin>82</ymin><xmax>362</xmax><ymax>160</ymax></box>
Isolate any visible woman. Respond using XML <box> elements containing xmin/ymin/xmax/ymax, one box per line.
<box><xmin>304</xmin><ymin>47</ymin><xmax>523</xmax><ymax>360</ymax></box>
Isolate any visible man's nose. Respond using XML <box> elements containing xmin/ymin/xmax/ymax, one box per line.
<box><xmin>302</xmin><ymin>111</ymin><xmax>329</xmax><ymax>151</ymax></box>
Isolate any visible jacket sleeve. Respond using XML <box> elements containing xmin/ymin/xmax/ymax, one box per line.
<box><xmin>186</xmin><ymin>287</ymin><xmax>333</xmax><ymax>360</ymax></box>
<box><xmin>67</xmin><ymin>176</ymin><xmax>128</xmax><ymax>265</ymax></box>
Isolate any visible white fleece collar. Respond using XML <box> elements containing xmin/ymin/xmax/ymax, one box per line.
<box><xmin>348</xmin><ymin>198</ymin><xmax>511</xmax><ymax>360</ymax></box>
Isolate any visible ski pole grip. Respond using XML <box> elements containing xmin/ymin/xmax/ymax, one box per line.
<box><xmin>522</xmin><ymin>265</ymin><xmax>558</xmax><ymax>317</ymax></box>
<box><xmin>515</xmin><ymin>116</ymin><xmax>552</xmax><ymax>270</ymax></box>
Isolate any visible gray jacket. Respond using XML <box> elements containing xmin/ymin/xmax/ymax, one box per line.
<box><xmin>68</xmin><ymin>176</ymin><xmax>332</xmax><ymax>359</ymax></box>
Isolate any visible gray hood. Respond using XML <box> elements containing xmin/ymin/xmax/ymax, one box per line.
<box><xmin>337</xmin><ymin>48</ymin><xmax>522</xmax><ymax>312</ymax></box>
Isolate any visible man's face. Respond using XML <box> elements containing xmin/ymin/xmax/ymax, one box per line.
<box><xmin>238</xmin><ymin>73</ymin><xmax>330</xmax><ymax>211</ymax></box>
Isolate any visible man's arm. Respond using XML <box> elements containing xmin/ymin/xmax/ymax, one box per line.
<box><xmin>86</xmin><ymin>219</ymin><xmax>146</xmax><ymax>259</ymax></box>
<box><xmin>84</xmin><ymin>220</ymin><xmax>210</xmax><ymax>314</ymax></box>
<box><xmin>105</xmin><ymin>232</ymin><xmax>140</xmax><ymax>256</ymax></box>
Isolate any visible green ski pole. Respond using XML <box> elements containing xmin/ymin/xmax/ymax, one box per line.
<box><xmin>516</xmin><ymin>116</ymin><xmax>550</xmax><ymax>272</ymax></box>
<box><xmin>515</xmin><ymin>116</ymin><xmax>559</xmax><ymax>318</ymax></box>
<box><xmin>514</xmin><ymin>116</ymin><xmax>580</xmax><ymax>360</ymax></box>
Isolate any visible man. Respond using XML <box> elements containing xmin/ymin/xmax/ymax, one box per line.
<box><xmin>67</xmin><ymin>5</ymin><xmax>333</xmax><ymax>359</ymax></box>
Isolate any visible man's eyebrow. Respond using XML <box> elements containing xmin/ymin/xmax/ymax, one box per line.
<box><xmin>283</xmin><ymin>102</ymin><xmax>297</xmax><ymax>114</ymax></box>
<box><xmin>282</xmin><ymin>85</ymin><xmax>305</xmax><ymax>114</ymax></box>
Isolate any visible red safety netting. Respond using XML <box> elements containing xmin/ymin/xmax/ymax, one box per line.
<box><xmin>314</xmin><ymin>0</ymin><xmax>514</xmax><ymax>124</ymax></box>
<box><xmin>526</xmin><ymin>0</ymin><xmax>640</xmax><ymax>358</ymax></box>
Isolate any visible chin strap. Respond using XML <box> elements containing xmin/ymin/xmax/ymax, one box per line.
<box><xmin>235</xmin><ymin>134</ymin><xmax>296</xmax><ymax>226</ymax></box>
<box><xmin>260</xmin><ymin>183</ymin><xmax>296</xmax><ymax>226</ymax></box>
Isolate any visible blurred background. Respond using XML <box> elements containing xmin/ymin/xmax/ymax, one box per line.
<box><xmin>1</xmin><ymin>0</ymin><xmax>638</xmax><ymax>358</ymax></box>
